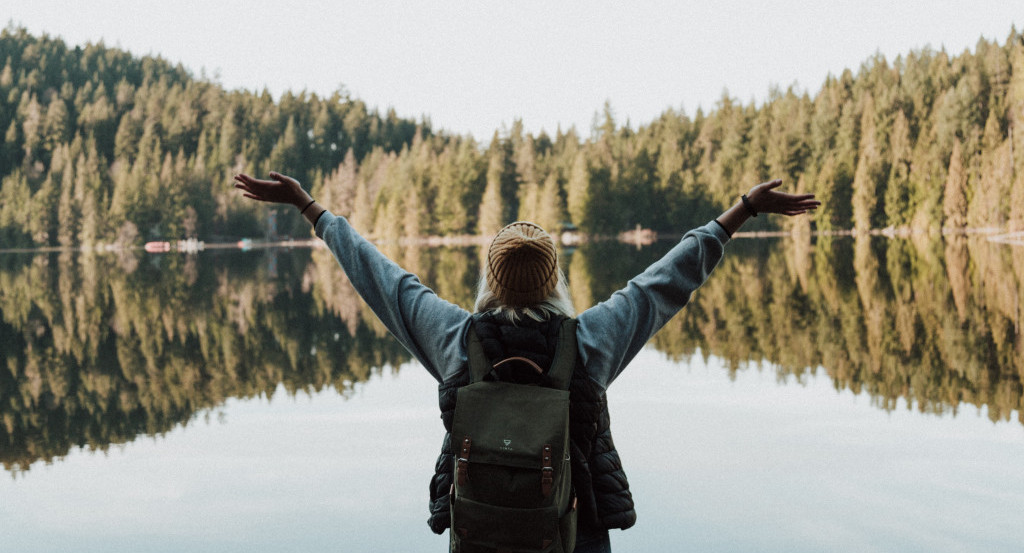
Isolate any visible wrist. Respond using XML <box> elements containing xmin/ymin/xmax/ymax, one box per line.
<box><xmin>293</xmin><ymin>191</ymin><xmax>314</xmax><ymax>209</ymax></box>
<box><xmin>741</xmin><ymin>194</ymin><xmax>758</xmax><ymax>217</ymax></box>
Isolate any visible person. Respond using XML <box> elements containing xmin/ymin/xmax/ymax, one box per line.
<box><xmin>234</xmin><ymin>171</ymin><xmax>819</xmax><ymax>552</ymax></box>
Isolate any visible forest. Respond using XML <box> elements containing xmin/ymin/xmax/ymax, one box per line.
<box><xmin>1</xmin><ymin>25</ymin><xmax>1023</xmax><ymax>248</ymax></box>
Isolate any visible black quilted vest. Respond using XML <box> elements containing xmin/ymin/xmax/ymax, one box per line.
<box><xmin>427</xmin><ymin>312</ymin><xmax>637</xmax><ymax>534</ymax></box>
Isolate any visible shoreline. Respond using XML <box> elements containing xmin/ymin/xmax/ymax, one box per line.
<box><xmin>1</xmin><ymin>227</ymin><xmax>1022</xmax><ymax>255</ymax></box>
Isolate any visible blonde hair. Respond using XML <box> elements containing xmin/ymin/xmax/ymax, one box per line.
<box><xmin>474</xmin><ymin>266</ymin><xmax>575</xmax><ymax>323</ymax></box>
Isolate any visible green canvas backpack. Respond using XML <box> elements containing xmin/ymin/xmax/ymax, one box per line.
<box><xmin>449</xmin><ymin>318</ymin><xmax>579</xmax><ymax>553</ymax></box>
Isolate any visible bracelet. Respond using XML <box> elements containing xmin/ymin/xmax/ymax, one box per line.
<box><xmin>741</xmin><ymin>195</ymin><xmax>758</xmax><ymax>217</ymax></box>
<box><xmin>299</xmin><ymin>199</ymin><xmax>316</xmax><ymax>214</ymax></box>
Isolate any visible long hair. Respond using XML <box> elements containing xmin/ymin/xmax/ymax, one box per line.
<box><xmin>473</xmin><ymin>266</ymin><xmax>576</xmax><ymax>323</ymax></box>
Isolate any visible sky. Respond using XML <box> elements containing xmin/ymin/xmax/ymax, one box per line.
<box><xmin>6</xmin><ymin>1</ymin><xmax>1022</xmax><ymax>141</ymax></box>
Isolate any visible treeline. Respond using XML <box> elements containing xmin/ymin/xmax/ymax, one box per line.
<box><xmin>0</xmin><ymin>25</ymin><xmax>425</xmax><ymax>247</ymax></box>
<box><xmin>1</xmin><ymin>25</ymin><xmax>1024</xmax><ymax>248</ymax></box>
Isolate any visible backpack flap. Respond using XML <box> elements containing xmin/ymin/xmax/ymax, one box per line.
<box><xmin>452</xmin><ymin>381</ymin><xmax>569</xmax><ymax>472</ymax></box>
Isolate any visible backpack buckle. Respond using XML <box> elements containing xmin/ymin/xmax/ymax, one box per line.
<box><xmin>541</xmin><ymin>467</ymin><xmax>553</xmax><ymax>497</ymax></box>
<box><xmin>541</xmin><ymin>444</ymin><xmax>554</xmax><ymax>497</ymax></box>
<box><xmin>457</xmin><ymin>437</ymin><xmax>472</xmax><ymax>485</ymax></box>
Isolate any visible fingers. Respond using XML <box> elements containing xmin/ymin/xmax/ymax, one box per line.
<box><xmin>233</xmin><ymin>182</ymin><xmax>256</xmax><ymax>195</ymax></box>
<box><xmin>235</xmin><ymin>173</ymin><xmax>281</xmax><ymax>187</ymax></box>
<box><xmin>233</xmin><ymin>182</ymin><xmax>265</xmax><ymax>201</ymax></box>
<box><xmin>767</xmin><ymin>199</ymin><xmax>819</xmax><ymax>216</ymax></box>
<box><xmin>763</xmin><ymin>178</ymin><xmax>782</xmax><ymax>190</ymax></box>
<box><xmin>233</xmin><ymin>177</ymin><xmax>269</xmax><ymax>202</ymax></box>
<box><xmin>251</xmin><ymin>176</ymin><xmax>282</xmax><ymax>186</ymax></box>
<box><xmin>270</xmin><ymin>171</ymin><xmax>298</xmax><ymax>186</ymax></box>
<box><xmin>772</xmin><ymin>191</ymin><xmax>817</xmax><ymax>201</ymax></box>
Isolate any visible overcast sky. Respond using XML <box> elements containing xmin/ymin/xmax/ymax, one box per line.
<box><xmin>7</xmin><ymin>1</ymin><xmax>1021</xmax><ymax>140</ymax></box>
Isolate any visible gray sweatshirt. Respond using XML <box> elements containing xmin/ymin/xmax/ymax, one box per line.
<box><xmin>314</xmin><ymin>213</ymin><xmax>730</xmax><ymax>390</ymax></box>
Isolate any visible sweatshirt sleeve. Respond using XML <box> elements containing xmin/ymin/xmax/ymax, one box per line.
<box><xmin>315</xmin><ymin>211</ymin><xmax>472</xmax><ymax>383</ymax></box>
<box><xmin>576</xmin><ymin>220</ymin><xmax>731</xmax><ymax>389</ymax></box>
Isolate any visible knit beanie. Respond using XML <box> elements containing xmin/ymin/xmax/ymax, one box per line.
<box><xmin>486</xmin><ymin>221</ymin><xmax>559</xmax><ymax>307</ymax></box>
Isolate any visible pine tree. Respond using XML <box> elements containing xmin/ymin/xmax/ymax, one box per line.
<box><xmin>1009</xmin><ymin>168</ymin><xmax>1024</xmax><ymax>231</ymax></box>
<box><xmin>852</xmin><ymin>95</ymin><xmax>880</xmax><ymax>232</ymax></box>
<box><xmin>56</xmin><ymin>159</ymin><xmax>77</xmax><ymax>247</ymax></box>
<box><xmin>318</xmin><ymin>148</ymin><xmax>358</xmax><ymax>217</ymax></box>
<box><xmin>968</xmin><ymin>112</ymin><xmax>1009</xmax><ymax>228</ymax></box>
<box><xmin>517</xmin><ymin>180</ymin><xmax>540</xmax><ymax>223</ymax></box>
<box><xmin>19</xmin><ymin>93</ymin><xmax>42</xmax><ymax>163</ymax></box>
<box><xmin>566</xmin><ymin>152</ymin><xmax>590</xmax><ymax>230</ymax></box>
<box><xmin>350</xmin><ymin>180</ymin><xmax>374</xmax><ymax>235</ymax></box>
<box><xmin>885</xmin><ymin>110</ymin><xmax>913</xmax><ymax>227</ymax></box>
<box><xmin>514</xmin><ymin>133</ymin><xmax>540</xmax><ymax>223</ymax></box>
<box><xmin>433</xmin><ymin>147</ymin><xmax>468</xmax><ymax>235</ymax></box>
<box><xmin>42</xmin><ymin>98</ymin><xmax>70</xmax><ymax>156</ymax></box>
<box><xmin>1</xmin><ymin>120</ymin><xmax>18</xmax><ymax>175</ymax></box>
<box><xmin>477</xmin><ymin>150</ymin><xmax>505</xmax><ymax>237</ymax></box>
<box><xmin>942</xmin><ymin>139</ymin><xmax>968</xmax><ymax>228</ymax></box>
<box><xmin>536</xmin><ymin>172</ymin><xmax>564</xmax><ymax>233</ymax></box>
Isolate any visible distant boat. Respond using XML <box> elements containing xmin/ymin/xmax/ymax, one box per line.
<box><xmin>618</xmin><ymin>225</ymin><xmax>657</xmax><ymax>246</ymax></box>
<box><xmin>144</xmin><ymin>241</ymin><xmax>171</xmax><ymax>253</ymax></box>
<box><xmin>176</xmin><ymin>238</ymin><xmax>205</xmax><ymax>253</ymax></box>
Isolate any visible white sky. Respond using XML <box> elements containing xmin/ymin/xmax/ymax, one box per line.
<box><xmin>6</xmin><ymin>1</ymin><xmax>1021</xmax><ymax>141</ymax></box>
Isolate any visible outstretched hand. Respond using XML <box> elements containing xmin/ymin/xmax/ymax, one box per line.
<box><xmin>233</xmin><ymin>172</ymin><xmax>311</xmax><ymax>207</ymax></box>
<box><xmin>746</xmin><ymin>179</ymin><xmax>820</xmax><ymax>216</ymax></box>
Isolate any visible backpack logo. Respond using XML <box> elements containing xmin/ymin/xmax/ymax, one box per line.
<box><xmin>500</xmin><ymin>438</ymin><xmax>513</xmax><ymax>451</ymax></box>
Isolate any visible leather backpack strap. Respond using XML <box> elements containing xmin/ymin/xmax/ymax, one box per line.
<box><xmin>492</xmin><ymin>356</ymin><xmax>545</xmax><ymax>375</ymax></box>
<box><xmin>546</xmin><ymin>318</ymin><xmax>577</xmax><ymax>390</ymax></box>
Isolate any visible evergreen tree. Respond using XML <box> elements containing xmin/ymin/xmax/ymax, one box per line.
<box><xmin>477</xmin><ymin>148</ymin><xmax>505</xmax><ymax>236</ymax></box>
<box><xmin>942</xmin><ymin>139</ymin><xmax>968</xmax><ymax>228</ymax></box>
<box><xmin>536</xmin><ymin>172</ymin><xmax>564</xmax><ymax>232</ymax></box>
<box><xmin>566</xmin><ymin>151</ymin><xmax>591</xmax><ymax>232</ymax></box>
<box><xmin>852</xmin><ymin>95</ymin><xmax>881</xmax><ymax>232</ymax></box>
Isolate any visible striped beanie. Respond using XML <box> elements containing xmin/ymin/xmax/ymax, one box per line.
<box><xmin>486</xmin><ymin>222</ymin><xmax>559</xmax><ymax>307</ymax></box>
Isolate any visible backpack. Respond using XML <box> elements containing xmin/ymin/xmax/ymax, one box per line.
<box><xmin>449</xmin><ymin>318</ymin><xmax>579</xmax><ymax>553</ymax></box>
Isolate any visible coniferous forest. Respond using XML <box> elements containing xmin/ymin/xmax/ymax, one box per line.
<box><xmin>1</xmin><ymin>25</ymin><xmax>1023</xmax><ymax>248</ymax></box>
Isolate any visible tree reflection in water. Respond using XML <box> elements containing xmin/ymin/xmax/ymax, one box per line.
<box><xmin>1</xmin><ymin>234</ymin><xmax>1021</xmax><ymax>473</ymax></box>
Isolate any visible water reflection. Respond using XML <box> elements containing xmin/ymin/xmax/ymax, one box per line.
<box><xmin>1</xmin><ymin>234</ymin><xmax>1022</xmax><ymax>473</ymax></box>
<box><xmin>655</xmin><ymin>233</ymin><xmax>1024</xmax><ymax>426</ymax></box>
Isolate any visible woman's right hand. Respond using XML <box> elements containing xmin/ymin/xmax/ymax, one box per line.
<box><xmin>233</xmin><ymin>172</ymin><xmax>312</xmax><ymax>207</ymax></box>
<box><xmin>745</xmin><ymin>179</ymin><xmax>820</xmax><ymax>216</ymax></box>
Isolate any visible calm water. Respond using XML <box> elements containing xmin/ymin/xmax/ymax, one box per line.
<box><xmin>1</xmin><ymin>235</ymin><xmax>1022</xmax><ymax>552</ymax></box>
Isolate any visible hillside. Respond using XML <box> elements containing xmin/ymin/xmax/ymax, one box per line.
<box><xmin>1</xmin><ymin>25</ymin><xmax>1022</xmax><ymax>247</ymax></box>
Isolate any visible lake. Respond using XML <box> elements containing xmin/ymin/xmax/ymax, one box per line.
<box><xmin>1</xmin><ymin>234</ymin><xmax>1022</xmax><ymax>552</ymax></box>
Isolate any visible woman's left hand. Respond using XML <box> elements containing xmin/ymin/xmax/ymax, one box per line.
<box><xmin>746</xmin><ymin>179</ymin><xmax>820</xmax><ymax>216</ymax></box>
